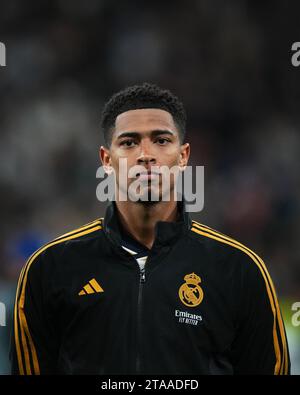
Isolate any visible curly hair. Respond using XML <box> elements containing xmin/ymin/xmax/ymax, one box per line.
<box><xmin>100</xmin><ymin>82</ymin><xmax>187</xmax><ymax>146</ymax></box>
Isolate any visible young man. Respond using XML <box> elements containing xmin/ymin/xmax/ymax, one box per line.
<box><xmin>11</xmin><ymin>83</ymin><xmax>290</xmax><ymax>375</ymax></box>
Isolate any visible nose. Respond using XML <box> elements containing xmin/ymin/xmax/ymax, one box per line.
<box><xmin>136</xmin><ymin>140</ymin><xmax>156</xmax><ymax>166</ymax></box>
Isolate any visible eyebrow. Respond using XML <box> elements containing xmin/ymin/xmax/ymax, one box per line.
<box><xmin>116</xmin><ymin>130</ymin><xmax>175</xmax><ymax>140</ymax></box>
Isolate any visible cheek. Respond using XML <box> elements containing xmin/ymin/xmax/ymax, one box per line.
<box><xmin>110</xmin><ymin>152</ymin><xmax>136</xmax><ymax>176</ymax></box>
<box><xmin>110</xmin><ymin>156</ymin><xmax>119</xmax><ymax>173</ymax></box>
<box><xmin>162</xmin><ymin>150</ymin><xmax>181</xmax><ymax>166</ymax></box>
<box><xmin>111</xmin><ymin>148</ymin><xmax>127</xmax><ymax>165</ymax></box>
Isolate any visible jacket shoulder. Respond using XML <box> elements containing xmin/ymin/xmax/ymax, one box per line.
<box><xmin>23</xmin><ymin>218</ymin><xmax>103</xmax><ymax>269</ymax></box>
<box><xmin>52</xmin><ymin>218</ymin><xmax>103</xmax><ymax>243</ymax></box>
<box><xmin>189</xmin><ymin>220</ymin><xmax>275</xmax><ymax>301</ymax></box>
<box><xmin>189</xmin><ymin>219</ymin><xmax>265</xmax><ymax>268</ymax></box>
<box><xmin>15</xmin><ymin>218</ymin><xmax>104</xmax><ymax>306</ymax></box>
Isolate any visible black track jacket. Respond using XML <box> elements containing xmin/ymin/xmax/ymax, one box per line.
<box><xmin>11</xmin><ymin>201</ymin><xmax>290</xmax><ymax>375</ymax></box>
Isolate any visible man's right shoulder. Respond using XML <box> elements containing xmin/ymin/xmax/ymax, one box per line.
<box><xmin>23</xmin><ymin>218</ymin><xmax>104</xmax><ymax>268</ymax></box>
<box><xmin>50</xmin><ymin>218</ymin><xmax>103</xmax><ymax>244</ymax></box>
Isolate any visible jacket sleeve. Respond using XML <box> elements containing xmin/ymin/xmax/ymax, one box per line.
<box><xmin>230</xmin><ymin>251</ymin><xmax>290</xmax><ymax>375</ymax></box>
<box><xmin>10</xmin><ymin>250</ymin><xmax>58</xmax><ymax>375</ymax></box>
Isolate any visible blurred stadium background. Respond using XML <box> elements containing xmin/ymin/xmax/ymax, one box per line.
<box><xmin>0</xmin><ymin>0</ymin><xmax>299</xmax><ymax>374</ymax></box>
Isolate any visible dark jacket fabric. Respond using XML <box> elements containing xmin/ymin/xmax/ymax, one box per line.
<box><xmin>11</xmin><ymin>201</ymin><xmax>290</xmax><ymax>375</ymax></box>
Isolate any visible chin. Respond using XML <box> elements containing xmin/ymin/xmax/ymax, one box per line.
<box><xmin>132</xmin><ymin>186</ymin><xmax>162</xmax><ymax>203</ymax></box>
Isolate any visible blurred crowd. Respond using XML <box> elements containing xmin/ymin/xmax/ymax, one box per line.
<box><xmin>0</xmin><ymin>0</ymin><xmax>299</xmax><ymax>374</ymax></box>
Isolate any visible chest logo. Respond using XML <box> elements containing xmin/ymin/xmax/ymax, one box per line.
<box><xmin>78</xmin><ymin>278</ymin><xmax>104</xmax><ymax>296</ymax></box>
<box><xmin>178</xmin><ymin>273</ymin><xmax>203</xmax><ymax>307</ymax></box>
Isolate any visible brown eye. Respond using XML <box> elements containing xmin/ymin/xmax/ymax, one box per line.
<box><xmin>120</xmin><ymin>140</ymin><xmax>136</xmax><ymax>147</ymax></box>
<box><xmin>156</xmin><ymin>138</ymin><xmax>170</xmax><ymax>145</ymax></box>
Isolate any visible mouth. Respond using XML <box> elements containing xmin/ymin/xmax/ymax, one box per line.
<box><xmin>136</xmin><ymin>170</ymin><xmax>160</xmax><ymax>181</ymax></box>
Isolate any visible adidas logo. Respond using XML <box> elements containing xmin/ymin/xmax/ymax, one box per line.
<box><xmin>78</xmin><ymin>278</ymin><xmax>104</xmax><ymax>296</ymax></box>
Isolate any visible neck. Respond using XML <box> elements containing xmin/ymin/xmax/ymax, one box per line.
<box><xmin>115</xmin><ymin>199</ymin><xmax>179</xmax><ymax>250</ymax></box>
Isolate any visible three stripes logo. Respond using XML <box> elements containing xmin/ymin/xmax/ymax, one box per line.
<box><xmin>78</xmin><ymin>278</ymin><xmax>104</xmax><ymax>296</ymax></box>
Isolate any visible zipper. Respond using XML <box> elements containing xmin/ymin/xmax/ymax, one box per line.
<box><xmin>112</xmin><ymin>245</ymin><xmax>153</xmax><ymax>373</ymax></box>
<box><xmin>136</xmin><ymin>266</ymin><xmax>146</xmax><ymax>373</ymax></box>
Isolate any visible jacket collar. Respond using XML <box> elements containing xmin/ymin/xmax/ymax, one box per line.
<box><xmin>103</xmin><ymin>199</ymin><xmax>192</xmax><ymax>248</ymax></box>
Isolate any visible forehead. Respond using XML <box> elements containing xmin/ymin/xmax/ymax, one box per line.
<box><xmin>114</xmin><ymin>108</ymin><xmax>178</xmax><ymax>134</ymax></box>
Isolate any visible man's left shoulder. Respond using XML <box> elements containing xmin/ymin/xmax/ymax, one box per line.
<box><xmin>189</xmin><ymin>219</ymin><xmax>268</xmax><ymax>271</ymax></box>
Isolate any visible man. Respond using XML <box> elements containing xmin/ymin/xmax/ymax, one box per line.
<box><xmin>11</xmin><ymin>83</ymin><xmax>290</xmax><ymax>375</ymax></box>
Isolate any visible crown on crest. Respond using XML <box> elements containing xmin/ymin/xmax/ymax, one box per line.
<box><xmin>184</xmin><ymin>272</ymin><xmax>201</xmax><ymax>285</ymax></box>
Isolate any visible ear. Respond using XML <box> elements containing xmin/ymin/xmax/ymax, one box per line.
<box><xmin>179</xmin><ymin>143</ymin><xmax>190</xmax><ymax>170</ymax></box>
<box><xmin>99</xmin><ymin>146</ymin><xmax>113</xmax><ymax>174</ymax></box>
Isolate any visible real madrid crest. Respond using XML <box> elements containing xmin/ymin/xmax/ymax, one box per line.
<box><xmin>178</xmin><ymin>273</ymin><xmax>204</xmax><ymax>307</ymax></box>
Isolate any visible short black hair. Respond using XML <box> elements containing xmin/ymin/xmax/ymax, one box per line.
<box><xmin>100</xmin><ymin>82</ymin><xmax>187</xmax><ymax>147</ymax></box>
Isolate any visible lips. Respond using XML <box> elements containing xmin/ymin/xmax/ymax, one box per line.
<box><xmin>136</xmin><ymin>170</ymin><xmax>160</xmax><ymax>180</ymax></box>
<box><xmin>138</xmin><ymin>174</ymin><xmax>157</xmax><ymax>181</ymax></box>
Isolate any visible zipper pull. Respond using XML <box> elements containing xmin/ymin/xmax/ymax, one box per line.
<box><xmin>140</xmin><ymin>268</ymin><xmax>146</xmax><ymax>283</ymax></box>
